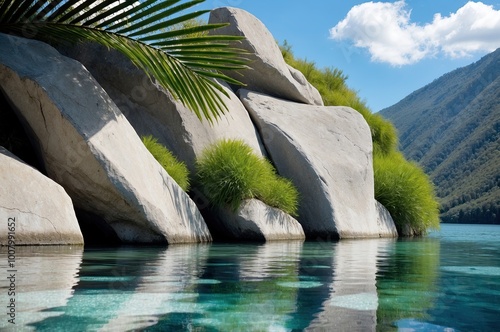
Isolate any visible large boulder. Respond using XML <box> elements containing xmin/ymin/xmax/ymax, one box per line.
<box><xmin>0</xmin><ymin>147</ymin><xmax>83</xmax><ymax>245</ymax></box>
<box><xmin>57</xmin><ymin>41</ymin><xmax>266</xmax><ymax>173</ymax></box>
<box><xmin>0</xmin><ymin>33</ymin><xmax>211</xmax><ymax>244</ymax></box>
<box><xmin>209</xmin><ymin>7</ymin><xmax>323</xmax><ymax>106</ymax></box>
<box><xmin>212</xmin><ymin>199</ymin><xmax>305</xmax><ymax>241</ymax></box>
<box><xmin>240</xmin><ymin>90</ymin><xmax>392</xmax><ymax>239</ymax></box>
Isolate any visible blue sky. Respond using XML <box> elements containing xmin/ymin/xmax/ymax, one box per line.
<box><xmin>196</xmin><ymin>0</ymin><xmax>500</xmax><ymax>112</ymax></box>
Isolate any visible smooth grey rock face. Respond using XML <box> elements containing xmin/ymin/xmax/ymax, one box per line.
<box><xmin>375</xmin><ymin>201</ymin><xmax>398</xmax><ymax>237</ymax></box>
<box><xmin>214</xmin><ymin>199</ymin><xmax>305</xmax><ymax>241</ymax></box>
<box><xmin>58</xmin><ymin>42</ymin><xmax>266</xmax><ymax>173</ymax></box>
<box><xmin>0</xmin><ymin>147</ymin><xmax>84</xmax><ymax>245</ymax></box>
<box><xmin>0</xmin><ymin>33</ymin><xmax>211</xmax><ymax>244</ymax></box>
<box><xmin>240</xmin><ymin>90</ymin><xmax>386</xmax><ymax>239</ymax></box>
<box><xmin>209</xmin><ymin>7</ymin><xmax>323</xmax><ymax>106</ymax></box>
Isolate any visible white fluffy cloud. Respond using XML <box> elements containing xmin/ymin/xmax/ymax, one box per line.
<box><xmin>330</xmin><ymin>1</ymin><xmax>500</xmax><ymax>66</ymax></box>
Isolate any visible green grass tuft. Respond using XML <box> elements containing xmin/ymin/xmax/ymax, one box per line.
<box><xmin>142</xmin><ymin>135</ymin><xmax>190</xmax><ymax>192</ymax></box>
<box><xmin>368</xmin><ymin>113</ymin><xmax>399</xmax><ymax>156</ymax></box>
<box><xmin>196</xmin><ymin>139</ymin><xmax>299</xmax><ymax>216</ymax></box>
<box><xmin>374</xmin><ymin>150</ymin><xmax>440</xmax><ymax>235</ymax></box>
<box><xmin>255</xmin><ymin>160</ymin><xmax>299</xmax><ymax>217</ymax></box>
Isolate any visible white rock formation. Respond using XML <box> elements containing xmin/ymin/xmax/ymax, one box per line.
<box><xmin>0</xmin><ymin>147</ymin><xmax>84</xmax><ymax>245</ymax></box>
<box><xmin>215</xmin><ymin>199</ymin><xmax>305</xmax><ymax>241</ymax></box>
<box><xmin>240</xmin><ymin>90</ymin><xmax>396</xmax><ymax>239</ymax></box>
<box><xmin>58</xmin><ymin>42</ymin><xmax>266</xmax><ymax>172</ymax></box>
<box><xmin>209</xmin><ymin>7</ymin><xmax>323</xmax><ymax>106</ymax></box>
<box><xmin>0</xmin><ymin>33</ymin><xmax>211</xmax><ymax>244</ymax></box>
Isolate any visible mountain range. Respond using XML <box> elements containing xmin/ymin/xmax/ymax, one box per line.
<box><xmin>380</xmin><ymin>49</ymin><xmax>500</xmax><ymax>224</ymax></box>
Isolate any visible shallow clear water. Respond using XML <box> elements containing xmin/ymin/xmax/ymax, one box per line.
<box><xmin>1</xmin><ymin>224</ymin><xmax>499</xmax><ymax>331</ymax></box>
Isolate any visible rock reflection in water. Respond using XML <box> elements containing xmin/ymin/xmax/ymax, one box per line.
<box><xmin>0</xmin><ymin>246</ymin><xmax>83</xmax><ymax>331</ymax></box>
<box><xmin>307</xmin><ymin>239</ymin><xmax>394</xmax><ymax>331</ymax></box>
<box><xmin>0</xmin><ymin>237</ymin><xmax>443</xmax><ymax>331</ymax></box>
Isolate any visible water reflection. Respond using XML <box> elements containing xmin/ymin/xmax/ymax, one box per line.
<box><xmin>429</xmin><ymin>227</ymin><xmax>500</xmax><ymax>331</ymax></box>
<box><xmin>102</xmin><ymin>245</ymin><xmax>211</xmax><ymax>331</ymax></box>
<box><xmin>0</xmin><ymin>246</ymin><xmax>83</xmax><ymax>331</ymax></box>
<box><xmin>376</xmin><ymin>238</ymin><xmax>440</xmax><ymax>331</ymax></box>
<box><xmin>32</xmin><ymin>245</ymin><xmax>212</xmax><ymax>331</ymax></box>
<box><xmin>0</xmin><ymin>237</ymin><xmax>444</xmax><ymax>331</ymax></box>
<box><xmin>307</xmin><ymin>239</ymin><xmax>394</xmax><ymax>331</ymax></box>
<box><xmin>155</xmin><ymin>242</ymin><xmax>305</xmax><ymax>331</ymax></box>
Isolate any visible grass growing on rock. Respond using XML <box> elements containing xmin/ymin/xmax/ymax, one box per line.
<box><xmin>142</xmin><ymin>135</ymin><xmax>190</xmax><ymax>192</ymax></box>
<box><xmin>196</xmin><ymin>139</ymin><xmax>298</xmax><ymax>216</ymax></box>
<box><xmin>374</xmin><ymin>150</ymin><xmax>440</xmax><ymax>235</ymax></box>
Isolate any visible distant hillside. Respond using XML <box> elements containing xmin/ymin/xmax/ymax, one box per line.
<box><xmin>380</xmin><ymin>49</ymin><xmax>500</xmax><ymax>224</ymax></box>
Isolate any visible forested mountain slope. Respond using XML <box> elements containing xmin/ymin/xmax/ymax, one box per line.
<box><xmin>380</xmin><ymin>49</ymin><xmax>500</xmax><ymax>224</ymax></box>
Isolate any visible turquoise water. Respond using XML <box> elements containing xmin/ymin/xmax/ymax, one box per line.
<box><xmin>1</xmin><ymin>224</ymin><xmax>499</xmax><ymax>331</ymax></box>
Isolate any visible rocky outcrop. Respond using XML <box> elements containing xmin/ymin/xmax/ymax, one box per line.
<box><xmin>240</xmin><ymin>90</ymin><xmax>394</xmax><ymax>239</ymax></box>
<box><xmin>375</xmin><ymin>201</ymin><xmax>399</xmax><ymax>237</ymax></box>
<box><xmin>0</xmin><ymin>3</ymin><xmax>402</xmax><ymax>243</ymax></box>
<box><xmin>58</xmin><ymin>42</ymin><xmax>266</xmax><ymax>173</ymax></box>
<box><xmin>0</xmin><ymin>147</ymin><xmax>83</xmax><ymax>245</ymax></box>
<box><xmin>0</xmin><ymin>33</ymin><xmax>211</xmax><ymax>244</ymax></box>
<box><xmin>213</xmin><ymin>199</ymin><xmax>305</xmax><ymax>241</ymax></box>
<box><xmin>209</xmin><ymin>7</ymin><xmax>323</xmax><ymax>106</ymax></box>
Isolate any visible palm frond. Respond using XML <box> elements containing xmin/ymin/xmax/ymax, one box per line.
<box><xmin>0</xmin><ymin>0</ymin><xmax>249</xmax><ymax>122</ymax></box>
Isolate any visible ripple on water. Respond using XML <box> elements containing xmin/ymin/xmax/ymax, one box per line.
<box><xmin>330</xmin><ymin>292</ymin><xmax>378</xmax><ymax>311</ymax></box>
<box><xmin>276</xmin><ymin>281</ymin><xmax>323</xmax><ymax>288</ymax></box>
<box><xmin>441</xmin><ymin>266</ymin><xmax>500</xmax><ymax>276</ymax></box>
<box><xmin>307</xmin><ymin>265</ymin><xmax>330</xmax><ymax>269</ymax></box>
<box><xmin>395</xmin><ymin>318</ymin><xmax>457</xmax><ymax>331</ymax></box>
<box><xmin>192</xmin><ymin>279</ymin><xmax>221</xmax><ymax>285</ymax></box>
<box><xmin>79</xmin><ymin>276</ymin><xmax>135</xmax><ymax>282</ymax></box>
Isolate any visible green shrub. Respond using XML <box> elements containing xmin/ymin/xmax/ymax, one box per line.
<box><xmin>196</xmin><ymin>139</ymin><xmax>299</xmax><ymax>216</ymax></box>
<box><xmin>374</xmin><ymin>150</ymin><xmax>440</xmax><ymax>235</ymax></box>
<box><xmin>256</xmin><ymin>160</ymin><xmax>299</xmax><ymax>216</ymax></box>
<box><xmin>369</xmin><ymin>113</ymin><xmax>399</xmax><ymax>155</ymax></box>
<box><xmin>142</xmin><ymin>135</ymin><xmax>190</xmax><ymax>191</ymax></box>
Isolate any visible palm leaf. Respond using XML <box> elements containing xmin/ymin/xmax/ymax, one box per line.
<box><xmin>0</xmin><ymin>0</ymin><xmax>249</xmax><ymax>122</ymax></box>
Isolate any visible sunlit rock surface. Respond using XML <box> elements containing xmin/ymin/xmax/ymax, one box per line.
<box><xmin>209</xmin><ymin>7</ymin><xmax>323</xmax><ymax>106</ymax></box>
<box><xmin>58</xmin><ymin>41</ymin><xmax>266</xmax><ymax>173</ymax></box>
<box><xmin>0</xmin><ymin>33</ymin><xmax>211</xmax><ymax>244</ymax></box>
<box><xmin>0</xmin><ymin>147</ymin><xmax>83</xmax><ymax>245</ymax></box>
<box><xmin>241</xmin><ymin>90</ymin><xmax>396</xmax><ymax>239</ymax></box>
<box><xmin>213</xmin><ymin>199</ymin><xmax>305</xmax><ymax>241</ymax></box>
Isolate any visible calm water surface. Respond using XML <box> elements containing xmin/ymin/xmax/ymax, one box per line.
<box><xmin>1</xmin><ymin>224</ymin><xmax>499</xmax><ymax>331</ymax></box>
